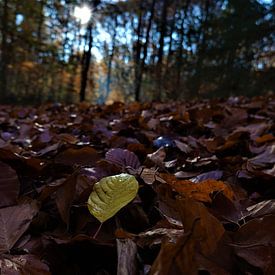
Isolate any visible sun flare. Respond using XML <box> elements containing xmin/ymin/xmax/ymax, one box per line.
<box><xmin>73</xmin><ymin>5</ymin><xmax>92</xmax><ymax>25</ymax></box>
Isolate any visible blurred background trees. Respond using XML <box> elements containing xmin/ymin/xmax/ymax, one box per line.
<box><xmin>0</xmin><ymin>0</ymin><xmax>274</xmax><ymax>104</ymax></box>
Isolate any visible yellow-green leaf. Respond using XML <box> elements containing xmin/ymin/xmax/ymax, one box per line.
<box><xmin>87</xmin><ymin>173</ymin><xmax>139</xmax><ymax>223</ymax></box>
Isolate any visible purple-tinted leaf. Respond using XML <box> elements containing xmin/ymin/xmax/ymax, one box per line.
<box><xmin>105</xmin><ymin>148</ymin><xmax>141</xmax><ymax>169</ymax></box>
<box><xmin>249</xmin><ymin>144</ymin><xmax>275</xmax><ymax>167</ymax></box>
<box><xmin>0</xmin><ymin>161</ymin><xmax>20</xmax><ymax>208</ymax></box>
<box><xmin>191</xmin><ymin>170</ymin><xmax>223</xmax><ymax>183</ymax></box>
<box><xmin>174</xmin><ymin>140</ymin><xmax>192</xmax><ymax>154</ymax></box>
<box><xmin>39</xmin><ymin>129</ymin><xmax>52</xmax><ymax>143</ymax></box>
<box><xmin>174</xmin><ymin>170</ymin><xmax>201</xmax><ymax>179</ymax></box>
<box><xmin>1</xmin><ymin>132</ymin><xmax>13</xmax><ymax>141</ymax></box>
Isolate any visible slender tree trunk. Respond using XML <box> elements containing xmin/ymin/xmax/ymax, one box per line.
<box><xmin>106</xmin><ymin>16</ymin><xmax>118</xmax><ymax>100</ymax></box>
<box><xmin>156</xmin><ymin>0</ymin><xmax>168</xmax><ymax>101</ymax></box>
<box><xmin>191</xmin><ymin>0</ymin><xmax>210</xmax><ymax>96</ymax></box>
<box><xmin>134</xmin><ymin>1</ymin><xmax>144</xmax><ymax>101</ymax></box>
<box><xmin>164</xmin><ymin>2</ymin><xmax>179</xmax><ymax>93</ymax></box>
<box><xmin>66</xmin><ymin>24</ymin><xmax>79</xmax><ymax>102</ymax></box>
<box><xmin>135</xmin><ymin>0</ymin><xmax>156</xmax><ymax>102</ymax></box>
<box><xmin>80</xmin><ymin>23</ymin><xmax>93</xmax><ymax>102</ymax></box>
<box><xmin>175</xmin><ymin>0</ymin><xmax>191</xmax><ymax>98</ymax></box>
<box><xmin>36</xmin><ymin>0</ymin><xmax>45</xmax><ymax>103</ymax></box>
<box><xmin>0</xmin><ymin>0</ymin><xmax>8</xmax><ymax>101</ymax></box>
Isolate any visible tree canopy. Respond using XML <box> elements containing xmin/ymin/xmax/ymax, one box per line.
<box><xmin>0</xmin><ymin>0</ymin><xmax>274</xmax><ymax>104</ymax></box>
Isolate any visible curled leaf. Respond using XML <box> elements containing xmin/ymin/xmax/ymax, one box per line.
<box><xmin>87</xmin><ymin>173</ymin><xmax>139</xmax><ymax>222</ymax></box>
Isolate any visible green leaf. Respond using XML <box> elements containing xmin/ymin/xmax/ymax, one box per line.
<box><xmin>87</xmin><ymin>173</ymin><xmax>139</xmax><ymax>223</ymax></box>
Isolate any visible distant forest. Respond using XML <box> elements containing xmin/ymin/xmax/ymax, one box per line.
<box><xmin>0</xmin><ymin>0</ymin><xmax>274</xmax><ymax>104</ymax></box>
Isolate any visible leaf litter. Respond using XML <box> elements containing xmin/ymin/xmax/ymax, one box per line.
<box><xmin>0</xmin><ymin>95</ymin><xmax>274</xmax><ymax>274</ymax></box>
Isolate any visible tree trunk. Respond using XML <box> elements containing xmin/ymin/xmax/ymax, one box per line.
<box><xmin>106</xmin><ymin>16</ymin><xmax>118</xmax><ymax>100</ymax></box>
<box><xmin>80</xmin><ymin>23</ymin><xmax>93</xmax><ymax>102</ymax></box>
<box><xmin>175</xmin><ymin>0</ymin><xmax>191</xmax><ymax>98</ymax></box>
<box><xmin>36</xmin><ymin>0</ymin><xmax>45</xmax><ymax>103</ymax></box>
<box><xmin>135</xmin><ymin>0</ymin><xmax>156</xmax><ymax>102</ymax></box>
<box><xmin>191</xmin><ymin>0</ymin><xmax>210</xmax><ymax>96</ymax></box>
<box><xmin>156</xmin><ymin>0</ymin><xmax>168</xmax><ymax>101</ymax></box>
<box><xmin>0</xmin><ymin>0</ymin><xmax>8</xmax><ymax>101</ymax></box>
<box><xmin>134</xmin><ymin>1</ymin><xmax>144</xmax><ymax>101</ymax></box>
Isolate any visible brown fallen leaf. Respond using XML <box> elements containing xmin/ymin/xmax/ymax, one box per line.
<box><xmin>177</xmin><ymin>196</ymin><xmax>225</xmax><ymax>255</ymax></box>
<box><xmin>55</xmin><ymin>173</ymin><xmax>77</xmax><ymax>225</ymax></box>
<box><xmin>232</xmin><ymin>215</ymin><xmax>275</xmax><ymax>274</ymax></box>
<box><xmin>0</xmin><ymin>161</ymin><xmax>20</xmax><ymax>208</ymax></box>
<box><xmin>150</xmin><ymin>196</ymin><xmax>227</xmax><ymax>274</ymax></box>
<box><xmin>161</xmin><ymin>174</ymin><xmax>234</xmax><ymax>203</ymax></box>
<box><xmin>255</xmin><ymin>134</ymin><xmax>275</xmax><ymax>144</ymax></box>
<box><xmin>0</xmin><ymin>254</ymin><xmax>50</xmax><ymax>275</ymax></box>
<box><xmin>0</xmin><ymin>202</ymin><xmax>39</xmax><ymax>254</ymax></box>
<box><xmin>54</xmin><ymin>146</ymin><xmax>100</xmax><ymax>166</ymax></box>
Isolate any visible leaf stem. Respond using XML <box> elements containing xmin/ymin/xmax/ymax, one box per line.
<box><xmin>93</xmin><ymin>222</ymin><xmax>103</xmax><ymax>239</ymax></box>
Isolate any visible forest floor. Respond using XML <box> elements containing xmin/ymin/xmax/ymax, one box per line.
<box><xmin>0</xmin><ymin>95</ymin><xmax>274</xmax><ymax>274</ymax></box>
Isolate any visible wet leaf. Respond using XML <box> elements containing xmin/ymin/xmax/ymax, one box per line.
<box><xmin>87</xmin><ymin>173</ymin><xmax>139</xmax><ymax>222</ymax></box>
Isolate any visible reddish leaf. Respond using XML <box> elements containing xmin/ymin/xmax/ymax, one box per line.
<box><xmin>161</xmin><ymin>174</ymin><xmax>234</xmax><ymax>203</ymax></box>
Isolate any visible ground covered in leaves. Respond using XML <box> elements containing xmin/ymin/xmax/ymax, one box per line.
<box><xmin>0</xmin><ymin>95</ymin><xmax>275</xmax><ymax>274</ymax></box>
